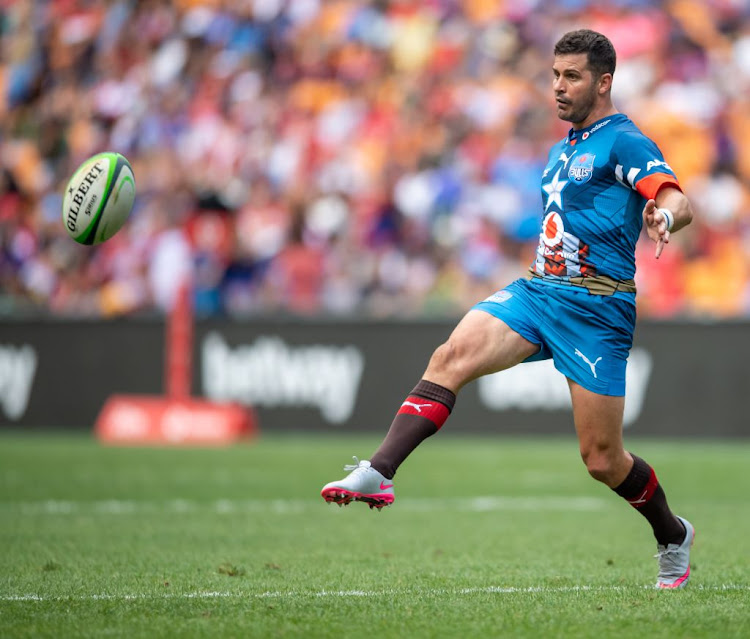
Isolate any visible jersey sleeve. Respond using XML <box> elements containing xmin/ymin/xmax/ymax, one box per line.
<box><xmin>612</xmin><ymin>131</ymin><xmax>681</xmax><ymax>200</ymax></box>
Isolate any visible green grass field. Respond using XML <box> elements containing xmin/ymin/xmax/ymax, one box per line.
<box><xmin>1</xmin><ymin>432</ymin><xmax>749</xmax><ymax>638</ymax></box>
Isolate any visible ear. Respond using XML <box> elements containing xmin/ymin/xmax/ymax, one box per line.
<box><xmin>598</xmin><ymin>73</ymin><xmax>613</xmax><ymax>95</ymax></box>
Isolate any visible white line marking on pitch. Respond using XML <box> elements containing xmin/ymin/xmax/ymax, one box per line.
<box><xmin>2</xmin><ymin>496</ymin><xmax>608</xmax><ymax>516</ymax></box>
<box><xmin>2</xmin><ymin>584</ymin><xmax>748</xmax><ymax>602</ymax></box>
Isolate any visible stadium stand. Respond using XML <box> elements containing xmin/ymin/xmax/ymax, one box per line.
<box><xmin>2</xmin><ymin>0</ymin><xmax>750</xmax><ymax>319</ymax></box>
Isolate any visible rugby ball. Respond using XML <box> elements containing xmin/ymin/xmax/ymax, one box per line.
<box><xmin>62</xmin><ymin>152</ymin><xmax>135</xmax><ymax>245</ymax></box>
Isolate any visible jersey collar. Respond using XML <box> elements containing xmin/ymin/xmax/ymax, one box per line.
<box><xmin>567</xmin><ymin>113</ymin><xmax>625</xmax><ymax>145</ymax></box>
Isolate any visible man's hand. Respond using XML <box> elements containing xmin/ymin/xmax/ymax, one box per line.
<box><xmin>642</xmin><ymin>199</ymin><xmax>670</xmax><ymax>259</ymax></box>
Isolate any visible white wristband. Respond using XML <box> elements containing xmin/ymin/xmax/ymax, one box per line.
<box><xmin>658</xmin><ymin>208</ymin><xmax>674</xmax><ymax>232</ymax></box>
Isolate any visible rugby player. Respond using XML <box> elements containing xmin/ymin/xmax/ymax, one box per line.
<box><xmin>321</xmin><ymin>29</ymin><xmax>695</xmax><ymax>589</ymax></box>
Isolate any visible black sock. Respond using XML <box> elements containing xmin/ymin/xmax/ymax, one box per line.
<box><xmin>613</xmin><ymin>454</ymin><xmax>685</xmax><ymax>546</ymax></box>
<box><xmin>369</xmin><ymin>380</ymin><xmax>456</xmax><ymax>479</ymax></box>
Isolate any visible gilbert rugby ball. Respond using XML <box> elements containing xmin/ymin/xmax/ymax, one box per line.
<box><xmin>62</xmin><ymin>152</ymin><xmax>135</xmax><ymax>245</ymax></box>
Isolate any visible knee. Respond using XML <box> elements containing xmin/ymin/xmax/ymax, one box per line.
<box><xmin>427</xmin><ymin>339</ymin><xmax>473</xmax><ymax>384</ymax></box>
<box><xmin>580</xmin><ymin>444</ymin><xmax>621</xmax><ymax>484</ymax></box>
<box><xmin>429</xmin><ymin>340</ymin><xmax>459</xmax><ymax>375</ymax></box>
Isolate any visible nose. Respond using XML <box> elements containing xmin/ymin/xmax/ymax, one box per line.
<box><xmin>553</xmin><ymin>77</ymin><xmax>565</xmax><ymax>94</ymax></box>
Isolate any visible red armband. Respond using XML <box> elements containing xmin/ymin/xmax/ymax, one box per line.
<box><xmin>635</xmin><ymin>173</ymin><xmax>682</xmax><ymax>201</ymax></box>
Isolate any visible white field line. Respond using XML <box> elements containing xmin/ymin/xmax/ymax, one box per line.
<box><xmin>2</xmin><ymin>584</ymin><xmax>749</xmax><ymax>603</ymax></box>
<box><xmin>2</xmin><ymin>496</ymin><xmax>608</xmax><ymax>516</ymax></box>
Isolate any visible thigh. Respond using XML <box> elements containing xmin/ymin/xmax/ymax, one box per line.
<box><xmin>568</xmin><ymin>378</ymin><xmax>626</xmax><ymax>449</ymax></box>
<box><xmin>423</xmin><ymin>309</ymin><xmax>540</xmax><ymax>392</ymax></box>
<box><xmin>472</xmin><ymin>279</ymin><xmax>547</xmax><ymax>355</ymax></box>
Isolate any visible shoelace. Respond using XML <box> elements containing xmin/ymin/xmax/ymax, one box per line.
<box><xmin>343</xmin><ymin>456</ymin><xmax>366</xmax><ymax>473</ymax></box>
<box><xmin>654</xmin><ymin>546</ymin><xmax>683</xmax><ymax>578</ymax></box>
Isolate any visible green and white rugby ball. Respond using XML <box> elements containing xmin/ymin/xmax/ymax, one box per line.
<box><xmin>62</xmin><ymin>152</ymin><xmax>135</xmax><ymax>245</ymax></box>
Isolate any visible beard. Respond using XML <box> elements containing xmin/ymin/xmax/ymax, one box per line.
<box><xmin>557</xmin><ymin>84</ymin><xmax>598</xmax><ymax>125</ymax></box>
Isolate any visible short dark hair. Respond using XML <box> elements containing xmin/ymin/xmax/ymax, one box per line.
<box><xmin>554</xmin><ymin>29</ymin><xmax>616</xmax><ymax>78</ymax></box>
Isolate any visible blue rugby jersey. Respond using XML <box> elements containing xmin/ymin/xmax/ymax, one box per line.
<box><xmin>532</xmin><ymin>113</ymin><xmax>680</xmax><ymax>294</ymax></box>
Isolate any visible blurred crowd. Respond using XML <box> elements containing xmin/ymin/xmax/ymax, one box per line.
<box><xmin>3</xmin><ymin>0</ymin><xmax>750</xmax><ymax>319</ymax></box>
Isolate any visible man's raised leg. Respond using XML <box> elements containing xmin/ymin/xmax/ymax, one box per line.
<box><xmin>320</xmin><ymin>310</ymin><xmax>539</xmax><ymax>508</ymax></box>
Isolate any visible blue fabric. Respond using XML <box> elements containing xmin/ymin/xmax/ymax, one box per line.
<box><xmin>532</xmin><ymin>113</ymin><xmax>678</xmax><ymax>284</ymax></box>
<box><xmin>473</xmin><ymin>278</ymin><xmax>636</xmax><ymax>396</ymax></box>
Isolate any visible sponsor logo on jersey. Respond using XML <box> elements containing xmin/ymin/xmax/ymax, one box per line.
<box><xmin>542</xmin><ymin>212</ymin><xmax>564</xmax><ymax>247</ymax></box>
<box><xmin>577</xmin><ymin>119</ymin><xmax>611</xmax><ymax>142</ymax></box>
<box><xmin>646</xmin><ymin>159</ymin><xmax>673</xmax><ymax>172</ymax></box>
<box><xmin>558</xmin><ymin>150</ymin><xmax>577</xmax><ymax>167</ymax></box>
<box><xmin>569</xmin><ymin>153</ymin><xmax>596</xmax><ymax>184</ymax></box>
<box><xmin>535</xmin><ymin>217</ymin><xmax>594</xmax><ymax>279</ymax></box>
<box><xmin>588</xmin><ymin>119</ymin><xmax>611</xmax><ymax>136</ymax></box>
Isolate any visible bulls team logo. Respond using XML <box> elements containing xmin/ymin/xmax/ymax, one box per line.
<box><xmin>569</xmin><ymin>153</ymin><xmax>595</xmax><ymax>184</ymax></box>
<box><xmin>542</xmin><ymin>212</ymin><xmax>563</xmax><ymax>247</ymax></box>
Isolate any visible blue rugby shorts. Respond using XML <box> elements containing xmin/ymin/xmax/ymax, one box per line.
<box><xmin>472</xmin><ymin>277</ymin><xmax>636</xmax><ymax>396</ymax></box>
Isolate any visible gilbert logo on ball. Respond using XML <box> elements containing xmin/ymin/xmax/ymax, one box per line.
<box><xmin>62</xmin><ymin>152</ymin><xmax>135</xmax><ymax>245</ymax></box>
